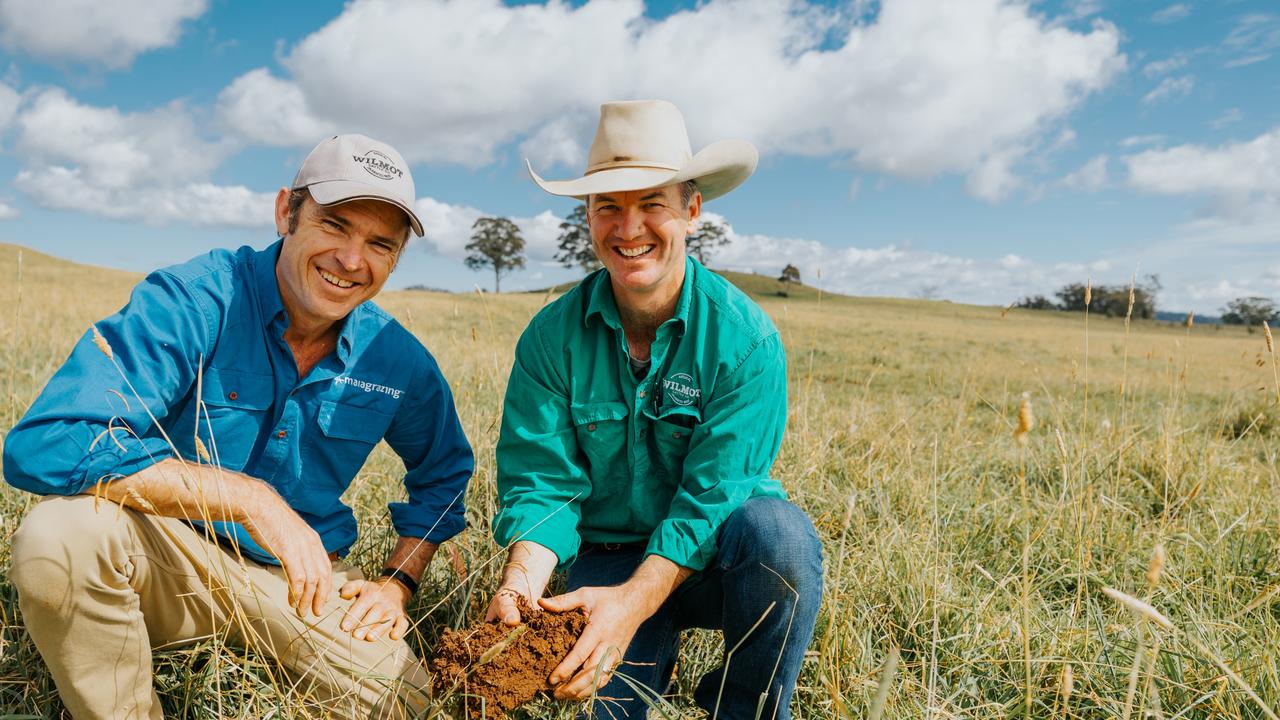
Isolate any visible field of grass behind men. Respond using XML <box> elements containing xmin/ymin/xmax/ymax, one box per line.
<box><xmin>1</xmin><ymin>241</ymin><xmax>1278</xmax><ymax>718</ymax></box>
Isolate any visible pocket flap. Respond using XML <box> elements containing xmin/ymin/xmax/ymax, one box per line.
<box><xmin>318</xmin><ymin>400</ymin><xmax>392</xmax><ymax>443</ymax></box>
<box><xmin>642</xmin><ymin>402</ymin><xmax>701</xmax><ymax>427</ymax></box>
<box><xmin>199</xmin><ymin>367</ymin><xmax>274</xmax><ymax>411</ymax></box>
<box><xmin>569</xmin><ymin>401</ymin><xmax>629</xmax><ymax>426</ymax></box>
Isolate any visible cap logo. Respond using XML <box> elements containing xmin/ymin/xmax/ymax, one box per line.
<box><xmin>352</xmin><ymin>149</ymin><xmax>404</xmax><ymax>181</ymax></box>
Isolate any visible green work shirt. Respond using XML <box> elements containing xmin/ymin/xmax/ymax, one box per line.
<box><xmin>492</xmin><ymin>256</ymin><xmax>788</xmax><ymax>572</ymax></box>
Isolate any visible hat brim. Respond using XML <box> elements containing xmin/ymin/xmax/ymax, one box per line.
<box><xmin>306</xmin><ymin>179</ymin><xmax>424</xmax><ymax>237</ymax></box>
<box><xmin>527</xmin><ymin>139</ymin><xmax>758</xmax><ymax>202</ymax></box>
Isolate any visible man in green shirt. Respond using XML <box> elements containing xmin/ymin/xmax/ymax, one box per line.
<box><xmin>485</xmin><ymin>100</ymin><xmax>823</xmax><ymax>719</ymax></box>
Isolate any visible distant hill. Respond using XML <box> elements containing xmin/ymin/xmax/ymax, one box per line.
<box><xmin>1155</xmin><ymin>310</ymin><xmax>1222</xmax><ymax>325</ymax></box>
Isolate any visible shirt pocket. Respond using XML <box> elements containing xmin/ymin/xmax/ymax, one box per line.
<box><xmin>570</xmin><ymin>401</ymin><xmax>629</xmax><ymax>495</ymax></box>
<box><xmin>195</xmin><ymin>367</ymin><xmax>274</xmax><ymax>471</ymax></box>
<box><xmin>647</xmin><ymin>405</ymin><xmax>700</xmax><ymax>484</ymax></box>
<box><xmin>318</xmin><ymin>400</ymin><xmax>393</xmax><ymax>446</ymax></box>
<box><xmin>301</xmin><ymin>399</ymin><xmax>395</xmax><ymax>508</ymax></box>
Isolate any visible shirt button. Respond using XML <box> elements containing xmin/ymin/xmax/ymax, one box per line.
<box><xmin>228</xmin><ymin>391</ymin><xmax>238</xmax><ymax>400</ymax></box>
<box><xmin>672</xmin><ymin>431</ymin><xmax>682</xmax><ymax>439</ymax></box>
<box><xmin>277</xmin><ymin>430</ymin><xmax>287</xmax><ymax>439</ymax></box>
<box><xmin>639</xmin><ymin>390</ymin><xmax>646</xmax><ymax>398</ymax></box>
<box><xmin>587</xmin><ymin>423</ymin><xmax>597</xmax><ymax>432</ymax></box>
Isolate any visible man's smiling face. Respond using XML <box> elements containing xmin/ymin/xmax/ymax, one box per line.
<box><xmin>587</xmin><ymin>184</ymin><xmax>701</xmax><ymax>300</ymax></box>
<box><xmin>273</xmin><ymin>189</ymin><xmax>409</xmax><ymax>331</ymax></box>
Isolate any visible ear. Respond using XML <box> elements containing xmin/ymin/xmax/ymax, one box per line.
<box><xmin>273</xmin><ymin>187</ymin><xmax>292</xmax><ymax>237</ymax></box>
<box><xmin>685</xmin><ymin>191</ymin><xmax>702</xmax><ymax>233</ymax></box>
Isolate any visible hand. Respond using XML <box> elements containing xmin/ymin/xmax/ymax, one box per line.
<box><xmin>485</xmin><ymin>587</ymin><xmax>530</xmax><ymax>627</ymax></box>
<box><xmin>241</xmin><ymin>497</ymin><xmax>333</xmax><ymax>619</ymax></box>
<box><xmin>339</xmin><ymin>578</ymin><xmax>412</xmax><ymax>641</ymax></box>
<box><xmin>541</xmin><ymin>585</ymin><xmax>646</xmax><ymax>700</ymax></box>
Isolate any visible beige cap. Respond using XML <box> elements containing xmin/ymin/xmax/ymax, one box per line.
<box><xmin>292</xmin><ymin>134</ymin><xmax>424</xmax><ymax>237</ymax></box>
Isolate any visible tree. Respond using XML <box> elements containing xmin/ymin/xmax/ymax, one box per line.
<box><xmin>1014</xmin><ymin>295</ymin><xmax>1056</xmax><ymax>310</ymax></box>
<box><xmin>465</xmin><ymin>217</ymin><xmax>525</xmax><ymax>293</ymax></box>
<box><xmin>778</xmin><ymin>264</ymin><xmax>801</xmax><ymax>284</ymax></box>
<box><xmin>1055</xmin><ymin>275</ymin><xmax>1159</xmax><ymax>319</ymax></box>
<box><xmin>553</xmin><ymin>204</ymin><xmax>599</xmax><ymax>273</ymax></box>
<box><xmin>685</xmin><ymin>220</ymin><xmax>730</xmax><ymax>265</ymax></box>
<box><xmin>1221</xmin><ymin>296</ymin><xmax>1278</xmax><ymax>325</ymax></box>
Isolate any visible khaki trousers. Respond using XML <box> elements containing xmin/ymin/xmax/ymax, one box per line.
<box><xmin>10</xmin><ymin>496</ymin><xmax>433</xmax><ymax>719</ymax></box>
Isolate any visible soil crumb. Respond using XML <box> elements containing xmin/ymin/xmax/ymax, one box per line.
<box><xmin>431</xmin><ymin>596</ymin><xmax>588</xmax><ymax>719</ymax></box>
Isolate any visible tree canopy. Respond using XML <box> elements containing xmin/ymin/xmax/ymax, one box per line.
<box><xmin>1221</xmin><ymin>296</ymin><xmax>1278</xmax><ymax>325</ymax></box>
<box><xmin>465</xmin><ymin>216</ymin><xmax>526</xmax><ymax>293</ymax></box>
<box><xmin>552</xmin><ymin>205</ymin><xmax>598</xmax><ymax>273</ymax></box>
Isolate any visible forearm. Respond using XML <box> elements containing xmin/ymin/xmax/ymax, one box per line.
<box><xmin>92</xmin><ymin>457</ymin><xmax>279</xmax><ymax>525</ymax></box>
<box><xmin>625</xmin><ymin>555</ymin><xmax>694</xmax><ymax>618</ymax></box>
<box><xmin>499</xmin><ymin>540</ymin><xmax>560</xmax><ymax>599</ymax></box>
<box><xmin>381</xmin><ymin>535</ymin><xmax>438</xmax><ymax>585</ymax></box>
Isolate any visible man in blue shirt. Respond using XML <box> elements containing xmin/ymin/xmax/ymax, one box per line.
<box><xmin>2</xmin><ymin>134</ymin><xmax>473</xmax><ymax>718</ymax></box>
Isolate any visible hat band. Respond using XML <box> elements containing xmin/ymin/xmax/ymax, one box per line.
<box><xmin>585</xmin><ymin>160</ymin><xmax>682</xmax><ymax>175</ymax></box>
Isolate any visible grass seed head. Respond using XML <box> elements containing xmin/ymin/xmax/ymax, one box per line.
<box><xmin>1102</xmin><ymin>586</ymin><xmax>1176</xmax><ymax>631</ymax></box>
<box><xmin>1185</xmin><ymin>311</ymin><xmax>1194</xmax><ymax>329</ymax></box>
<box><xmin>91</xmin><ymin>325</ymin><xmax>113</xmax><ymax>360</ymax></box>
<box><xmin>1085</xmin><ymin>278</ymin><xmax>1092</xmax><ymax>308</ymax></box>
<box><xmin>1014</xmin><ymin>392</ymin><xmax>1034</xmax><ymax>445</ymax></box>
<box><xmin>1147</xmin><ymin>543</ymin><xmax>1165</xmax><ymax>588</ymax></box>
<box><xmin>1062</xmin><ymin>663</ymin><xmax>1074</xmax><ymax>703</ymax></box>
<box><xmin>194</xmin><ymin>436</ymin><xmax>211</xmax><ymax>462</ymax></box>
<box><xmin>1265</xmin><ymin>321</ymin><xmax>1274</xmax><ymax>354</ymax></box>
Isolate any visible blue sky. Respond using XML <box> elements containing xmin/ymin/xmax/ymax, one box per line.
<box><xmin>0</xmin><ymin>0</ymin><xmax>1276</xmax><ymax>313</ymax></box>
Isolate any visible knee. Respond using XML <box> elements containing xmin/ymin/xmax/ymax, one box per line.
<box><xmin>720</xmin><ymin>497</ymin><xmax>824</xmax><ymax>593</ymax></box>
<box><xmin>11</xmin><ymin>496</ymin><xmax>131</xmax><ymax>597</ymax></box>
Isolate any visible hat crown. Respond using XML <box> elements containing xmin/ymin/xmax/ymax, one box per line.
<box><xmin>293</xmin><ymin>133</ymin><xmax>417</xmax><ymax>202</ymax></box>
<box><xmin>585</xmin><ymin>100</ymin><xmax>694</xmax><ymax>175</ymax></box>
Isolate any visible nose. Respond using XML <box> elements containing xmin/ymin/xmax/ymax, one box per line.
<box><xmin>335</xmin><ymin>238</ymin><xmax>363</xmax><ymax>272</ymax></box>
<box><xmin>618</xmin><ymin>206</ymin><xmax>645</xmax><ymax>241</ymax></box>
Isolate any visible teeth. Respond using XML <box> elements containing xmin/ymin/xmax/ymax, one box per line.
<box><xmin>318</xmin><ymin>268</ymin><xmax>355</xmax><ymax>288</ymax></box>
<box><xmin>618</xmin><ymin>245</ymin><xmax>654</xmax><ymax>258</ymax></box>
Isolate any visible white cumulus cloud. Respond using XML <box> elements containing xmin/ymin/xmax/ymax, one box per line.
<box><xmin>10</xmin><ymin>87</ymin><xmax>273</xmax><ymax>227</ymax></box>
<box><xmin>0</xmin><ymin>0</ymin><xmax>207</xmax><ymax>69</ymax></box>
<box><xmin>216</xmin><ymin>0</ymin><xmax>1124</xmax><ymax>201</ymax></box>
<box><xmin>1125</xmin><ymin>126</ymin><xmax>1280</xmax><ymax>197</ymax></box>
<box><xmin>0</xmin><ymin>201</ymin><xmax>18</xmax><ymax>220</ymax></box>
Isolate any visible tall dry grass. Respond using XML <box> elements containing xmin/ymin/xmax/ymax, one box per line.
<box><xmin>0</xmin><ymin>243</ymin><xmax>1278</xmax><ymax>718</ymax></box>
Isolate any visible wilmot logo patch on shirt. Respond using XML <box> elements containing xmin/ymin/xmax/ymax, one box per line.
<box><xmin>334</xmin><ymin>375</ymin><xmax>403</xmax><ymax>399</ymax></box>
<box><xmin>662</xmin><ymin>372</ymin><xmax>701</xmax><ymax>407</ymax></box>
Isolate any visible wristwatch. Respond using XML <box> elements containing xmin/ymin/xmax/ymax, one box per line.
<box><xmin>379</xmin><ymin>567</ymin><xmax>420</xmax><ymax>596</ymax></box>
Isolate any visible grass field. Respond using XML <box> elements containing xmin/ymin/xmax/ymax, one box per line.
<box><xmin>1</xmin><ymin>241</ymin><xmax>1278</xmax><ymax>718</ymax></box>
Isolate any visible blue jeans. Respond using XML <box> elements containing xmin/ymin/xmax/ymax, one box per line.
<box><xmin>567</xmin><ymin>497</ymin><xmax>824</xmax><ymax>720</ymax></box>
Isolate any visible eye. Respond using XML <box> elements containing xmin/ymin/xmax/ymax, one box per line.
<box><xmin>321</xmin><ymin>218</ymin><xmax>343</xmax><ymax>231</ymax></box>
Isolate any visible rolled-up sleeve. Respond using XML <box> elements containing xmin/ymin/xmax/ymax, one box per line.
<box><xmin>384</xmin><ymin>350</ymin><xmax>474</xmax><ymax>544</ymax></box>
<box><xmin>2</xmin><ymin>270</ymin><xmax>211</xmax><ymax>496</ymax></box>
<box><xmin>491</xmin><ymin>322</ymin><xmax>590</xmax><ymax>569</ymax></box>
<box><xmin>646</xmin><ymin>333</ymin><xmax>788</xmax><ymax>571</ymax></box>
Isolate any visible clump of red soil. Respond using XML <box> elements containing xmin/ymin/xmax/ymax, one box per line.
<box><xmin>431</xmin><ymin>596</ymin><xmax>588</xmax><ymax>719</ymax></box>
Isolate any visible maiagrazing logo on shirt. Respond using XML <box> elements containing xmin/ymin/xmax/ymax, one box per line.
<box><xmin>334</xmin><ymin>375</ymin><xmax>403</xmax><ymax>399</ymax></box>
<box><xmin>662</xmin><ymin>372</ymin><xmax>701</xmax><ymax>407</ymax></box>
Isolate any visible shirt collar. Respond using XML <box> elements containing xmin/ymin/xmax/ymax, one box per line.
<box><xmin>254</xmin><ymin>240</ymin><xmax>286</xmax><ymax>329</ymax></box>
<box><xmin>254</xmin><ymin>239</ymin><xmax>360</xmax><ymax>363</ymax></box>
<box><xmin>583</xmin><ymin>255</ymin><xmax>696</xmax><ymax>333</ymax></box>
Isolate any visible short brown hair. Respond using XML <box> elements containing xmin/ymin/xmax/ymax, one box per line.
<box><xmin>285</xmin><ymin>187</ymin><xmax>311</xmax><ymax>235</ymax></box>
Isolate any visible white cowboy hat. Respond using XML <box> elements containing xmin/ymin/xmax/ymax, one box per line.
<box><xmin>527</xmin><ymin>99</ymin><xmax>758</xmax><ymax>202</ymax></box>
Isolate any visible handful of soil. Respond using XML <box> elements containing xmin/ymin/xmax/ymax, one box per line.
<box><xmin>431</xmin><ymin>596</ymin><xmax>588</xmax><ymax>719</ymax></box>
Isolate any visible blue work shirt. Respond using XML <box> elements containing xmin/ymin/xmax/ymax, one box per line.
<box><xmin>2</xmin><ymin>241</ymin><xmax>474</xmax><ymax>565</ymax></box>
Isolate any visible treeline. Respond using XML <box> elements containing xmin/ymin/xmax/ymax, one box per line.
<box><xmin>1015</xmin><ymin>276</ymin><xmax>1161</xmax><ymax>319</ymax></box>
